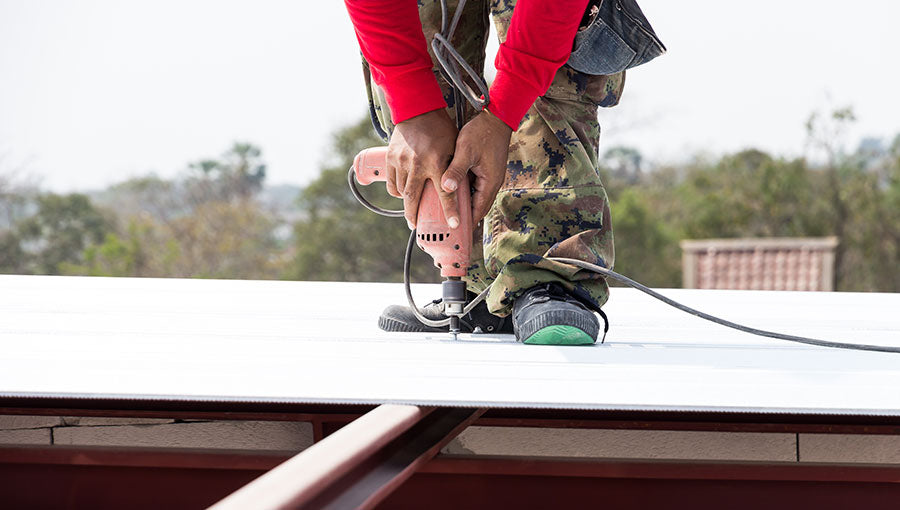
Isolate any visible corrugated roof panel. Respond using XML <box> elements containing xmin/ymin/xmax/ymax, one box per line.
<box><xmin>1</xmin><ymin>275</ymin><xmax>898</xmax><ymax>415</ymax></box>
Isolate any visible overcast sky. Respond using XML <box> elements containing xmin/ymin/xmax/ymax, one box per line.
<box><xmin>1</xmin><ymin>1</ymin><xmax>899</xmax><ymax>192</ymax></box>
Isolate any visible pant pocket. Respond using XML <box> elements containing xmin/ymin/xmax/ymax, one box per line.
<box><xmin>567</xmin><ymin>0</ymin><xmax>666</xmax><ymax>76</ymax></box>
<box><xmin>568</xmin><ymin>11</ymin><xmax>635</xmax><ymax>76</ymax></box>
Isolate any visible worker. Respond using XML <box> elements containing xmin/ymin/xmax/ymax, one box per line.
<box><xmin>344</xmin><ymin>0</ymin><xmax>664</xmax><ymax>344</ymax></box>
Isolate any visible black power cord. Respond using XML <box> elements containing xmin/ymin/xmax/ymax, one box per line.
<box><xmin>550</xmin><ymin>258</ymin><xmax>900</xmax><ymax>354</ymax></box>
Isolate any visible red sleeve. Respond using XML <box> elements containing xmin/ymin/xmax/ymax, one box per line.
<box><xmin>488</xmin><ymin>0</ymin><xmax>589</xmax><ymax>130</ymax></box>
<box><xmin>345</xmin><ymin>0</ymin><xmax>447</xmax><ymax>124</ymax></box>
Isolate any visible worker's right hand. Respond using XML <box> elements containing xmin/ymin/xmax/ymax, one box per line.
<box><xmin>387</xmin><ymin>108</ymin><xmax>460</xmax><ymax>230</ymax></box>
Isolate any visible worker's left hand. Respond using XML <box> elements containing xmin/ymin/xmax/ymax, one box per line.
<box><xmin>441</xmin><ymin>111</ymin><xmax>513</xmax><ymax>227</ymax></box>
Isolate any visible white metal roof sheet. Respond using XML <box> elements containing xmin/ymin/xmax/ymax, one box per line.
<box><xmin>1</xmin><ymin>275</ymin><xmax>899</xmax><ymax>415</ymax></box>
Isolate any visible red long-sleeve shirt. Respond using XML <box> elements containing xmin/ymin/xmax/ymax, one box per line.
<box><xmin>345</xmin><ymin>0</ymin><xmax>588</xmax><ymax>131</ymax></box>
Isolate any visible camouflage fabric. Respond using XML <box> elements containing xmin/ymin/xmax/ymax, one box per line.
<box><xmin>362</xmin><ymin>0</ymin><xmax>625</xmax><ymax>317</ymax></box>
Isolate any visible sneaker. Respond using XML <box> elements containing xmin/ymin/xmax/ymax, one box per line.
<box><xmin>512</xmin><ymin>283</ymin><xmax>604</xmax><ymax>345</ymax></box>
<box><xmin>379</xmin><ymin>294</ymin><xmax>513</xmax><ymax>334</ymax></box>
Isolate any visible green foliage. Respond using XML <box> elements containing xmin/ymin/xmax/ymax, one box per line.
<box><xmin>596</xmin><ymin>107</ymin><xmax>899</xmax><ymax>291</ymax></box>
<box><xmin>832</xmin><ymin>138</ymin><xmax>900</xmax><ymax>292</ymax></box>
<box><xmin>676</xmin><ymin>149</ymin><xmax>828</xmax><ymax>239</ymax></box>
<box><xmin>187</xmin><ymin>142</ymin><xmax>267</xmax><ymax>202</ymax></box>
<box><xmin>62</xmin><ymin>231</ymin><xmax>142</xmax><ymax>277</ymax></box>
<box><xmin>1</xmin><ymin>193</ymin><xmax>110</xmax><ymax>274</ymax></box>
<box><xmin>609</xmin><ymin>188</ymin><xmax>680</xmax><ymax>287</ymax></box>
<box><xmin>59</xmin><ymin>142</ymin><xmax>283</xmax><ymax>280</ymax></box>
<box><xmin>0</xmin><ymin>230</ymin><xmax>26</xmax><ymax>273</ymax></box>
<box><xmin>163</xmin><ymin>200</ymin><xmax>281</xmax><ymax>279</ymax></box>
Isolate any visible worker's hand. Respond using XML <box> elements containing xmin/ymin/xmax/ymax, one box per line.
<box><xmin>387</xmin><ymin>108</ymin><xmax>459</xmax><ymax>229</ymax></box>
<box><xmin>441</xmin><ymin>110</ymin><xmax>512</xmax><ymax>228</ymax></box>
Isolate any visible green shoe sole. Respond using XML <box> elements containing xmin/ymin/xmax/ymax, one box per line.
<box><xmin>523</xmin><ymin>325</ymin><xmax>595</xmax><ymax>346</ymax></box>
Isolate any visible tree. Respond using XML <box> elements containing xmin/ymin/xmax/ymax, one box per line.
<box><xmin>836</xmin><ymin>131</ymin><xmax>900</xmax><ymax>291</ymax></box>
<box><xmin>0</xmin><ymin>230</ymin><xmax>26</xmax><ymax>274</ymax></box>
<box><xmin>68</xmin><ymin>228</ymin><xmax>147</xmax><ymax>278</ymax></box>
<box><xmin>674</xmin><ymin>149</ymin><xmax>828</xmax><ymax>240</ymax></box>
<box><xmin>802</xmin><ymin>108</ymin><xmax>900</xmax><ymax>291</ymax></box>
<box><xmin>0</xmin><ymin>165</ymin><xmax>40</xmax><ymax>272</ymax></box>
<box><xmin>187</xmin><ymin>142</ymin><xmax>267</xmax><ymax>203</ymax></box>
<box><xmin>805</xmin><ymin>107</ymin><xmax>856</xmax><ymax>287</ymax></box>
<box><xmin>79</xmin><ymin>143</ymin><xmax>285</xmax><ymax>280</ymax></box>
<box><xmin>609</xmin><ymin>188</ymin><xmax>681</xmax><ymax>287</ymax></box>
<box><xmin>0</xmin><ymin>170</ymin><xmax>38</xmax><ymax>231</ymax></box>
<box><xmin>600</xmin><ymin>145</ymin><xmax>644</xmax><ymax>193</ymax></box>
<box><xmin>3</xmin><ymin>193</ymin><xmax>110</xmax><ymax>275</ymax></box>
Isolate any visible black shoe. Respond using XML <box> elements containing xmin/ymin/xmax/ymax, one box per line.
<box><xmin>379</xmin><ymin>294</ymin><xmax>513</xmax><ymax>334</ymax></box>
<box><xmin>512</xmin><ymin>283</ymin><xmax>605</xmax><ymax>345</ymax></box>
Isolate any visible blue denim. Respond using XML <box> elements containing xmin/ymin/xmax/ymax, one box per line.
<box><xmin>567</xmin><ymin>0</ymin><xmax>666</xmax><ymax>76</ymax></box>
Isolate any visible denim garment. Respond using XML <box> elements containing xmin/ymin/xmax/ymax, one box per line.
<box><xmin>567</xmin><ymin>0</ymin><xmax>666</xmax><ymax>76</ymax></box>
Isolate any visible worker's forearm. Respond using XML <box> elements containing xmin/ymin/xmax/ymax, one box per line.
<box><xmin>488</xmin><ymin>0</ymin><xmax>590</xmax><ymax>130</ymax></box>
<box><xmin>344</xmin><ymin>0</ymin><xmax>447</xmax><ymax>124</ymax></box>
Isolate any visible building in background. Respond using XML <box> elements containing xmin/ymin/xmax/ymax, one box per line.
<box><xmin>681</xmin><ymin>237</ymin><xmax>839</xmax><ymax>291</ymax></box>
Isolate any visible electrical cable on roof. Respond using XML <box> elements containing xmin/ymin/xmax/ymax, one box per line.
<box><xmin>549</xmin><ymin>258</ymin><xmax>900</xmax><ymax>354</ymax></box>
<box><xmin>353</xmin><ymin>0</ymin><xmax>900</xmax><ymax>354</ymax></box>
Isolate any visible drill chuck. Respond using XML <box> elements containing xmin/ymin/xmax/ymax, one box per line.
<box><xmin>443</xmin><ymin>278</ymin><xmax>466</xmax><ymax>338</ymax></box>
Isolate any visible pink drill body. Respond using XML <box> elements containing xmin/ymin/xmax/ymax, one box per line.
<box><xmin>352</xmin><ymin>146</ymin><xmax>472</xmax><ymax>278</ymax></box>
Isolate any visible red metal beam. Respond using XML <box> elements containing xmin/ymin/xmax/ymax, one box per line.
<box><xmin>384</xmin><ymin>456</ymin><xmax>900</xmax><ymax>510</ymax></box>
<box><xmin>5</xmin><ymin>447</ymin><xmax>900</xmax><ymax>510</ymax></box>
<box><xmin>209</xmin><ymin>405</ymin><xmax>483</xmax><ymax>510</ymax></box>
<box><xmin>477</xmin><ymin>408</ymin><xmax>900</xmax><ymax>434</ymax></box>
<box><xmin>421</xmin><ymin>455</ymin><xmax>900</xmax><ymax>483</ymax></box>
<box><xmin>0</xmin><ymin>447</ymin><xmax>278</xmax><ymax>510</ymax></box>
<box><xmin>0</xmin><ymin>444</ymin><xmax>288</xmax><ymax>471</ymax></box>
<box><xmin>386</xmin><ymin>472</ymin><xmax>900</xmax><ymax>510</ymax></box>
<box><xmin>209</xmin><ymin>404</ymin><xmax>429</xmax><ymax>510</ymax></box>
<box><xmin>7</xmin><ymin>447</ymin><xmax>898</xmax><ymax>485</ymax></box>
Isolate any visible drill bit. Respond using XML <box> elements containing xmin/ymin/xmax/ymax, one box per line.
<box><xmin>449</xmin><ymin>315</ymin><xmax>460</xmax><ymax>341</ymax></box>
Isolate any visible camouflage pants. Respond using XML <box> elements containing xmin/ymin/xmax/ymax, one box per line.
<box><xmin>363</xmin><ymin>0</ymin><xmax>625</xmax><ymax>316</ymax></box>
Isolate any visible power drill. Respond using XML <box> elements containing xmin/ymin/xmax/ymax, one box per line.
<box><xmin>351</xmin><ymin>146</ymin><xmax>473</xmax><ymax>339</ymax></box>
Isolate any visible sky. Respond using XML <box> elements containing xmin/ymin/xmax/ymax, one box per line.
<box><xmin>1</xmin><ymin>0</ymin><xmax>899</xmax><ymax>192</ymax></box>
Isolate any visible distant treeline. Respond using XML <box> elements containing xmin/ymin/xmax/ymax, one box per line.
<box><xmin>1</xmin><ymin>108</ymin><xmax>897</xmax><ymax>292</ymax></box>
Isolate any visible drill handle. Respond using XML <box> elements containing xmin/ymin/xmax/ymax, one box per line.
<box><xmin>352</xmin><ymin>146</ymin><xmax>389</xmax><ymax>185</ymax></box>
